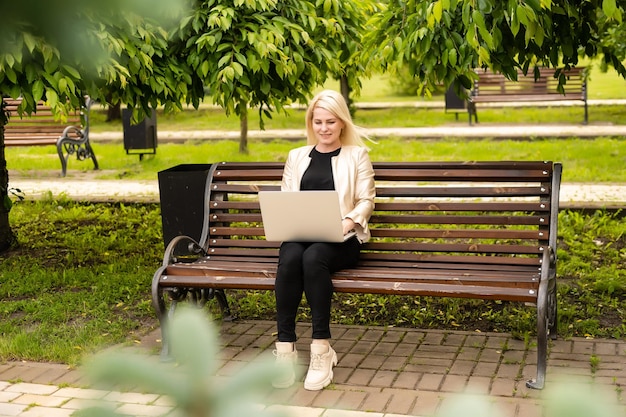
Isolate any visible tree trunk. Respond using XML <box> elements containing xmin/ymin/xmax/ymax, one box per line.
<box><xmin>340</xmin><ymin>75</ymin><xmax>354</xmax><ymax>117</ymax></box>
<box><xmin>340</xmin><ymin>75</ymin><xmax>351</xmax><ymax>108</ymax></box>
<box><xmin>106</xmin><ymin>101</ymin><xmax>121</xmax><ymax>122</ymax></box>
<box><xmin>239</xmin><ymin>105</ymin><xmax>248</xmax><ymax>154</ymax></box>
<box><xmin>0</xmin><ymin>101</ymin><xmax>15</xmax><ymax>252</ymax></box>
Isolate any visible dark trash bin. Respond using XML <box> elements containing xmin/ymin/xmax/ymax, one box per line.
<box><xmin>444</xmin><ymin>85</ymin><xmax>467</xmax><ymax>120</ymax></box>
<box><xmin>157</xmin><ymin>164</ymin><xmax>212</xmax><ymax>248</ymax></box>
<box><xmin>122</xmin><ymin>108</ymin><xmax>157</xmax><ymax>160</ymax></box>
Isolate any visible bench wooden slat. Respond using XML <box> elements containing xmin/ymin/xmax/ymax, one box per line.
<box><xmin>210</xmin><ymin>200</ymin><xmax>550</xmax><ymax>212</ymax></box>
<box><xmin>209</xmin><ymin>212</ymin><xmax>549</xmax><ymax>226</ymax></box>
<box><xmin>358</xmin><ymin>252</ymin><xmax>543</xmax><ymax>266</ymax></box>
<box><xmin>159</xmin><ymin>272</ymin><xmax>538</xmax><ymax>302</ymax></box>
<box><xmin>372</xmin><ymin>201</ymin><xmax>550</xmax><ymax>211</ymax></box>
<box><xmin>210</xmin><ymin>227</ymin><xmax>547</xmax><ymax>240</ymax></box>
<box><xmin>209</xmin><ymin>238</ymin><xmax>545</xmax><ymax>254</ymax></box>
<box><xmin>471</xmin><ymin>93</ymin><xmax>584</xmax><ymax>102</ymax></box>
<box><xmin>6</xmin><ymin>122</ymin><xmax>80</xmax><ymax>129</ymax></box>
<box><xmin>3</xmin><ymin>138</ymin><xmax>59</xmax><ymax>146</ymax></box>
<box><xmin>372</xmin><ymin>168</ymin><xmax>553</xmax><ymax>181</ymax></box>
<box><xmin>357</xmin><ymin>256</ymin><xmax>542</xmax><ymax>268</ymax></box>
<box><xmin>369</xmin><ymin>214</ymin><xmax>548</xmax><ymax>226</ymax></box>
<box><xmin>376</xmin><ymin>186</ymin><xmax>551</xmax><ymax>198</ymax></box>
<box><xmin>193</xmin><ymin>252</ymin><xmax>543</xmax><ymax>268</ymax></box>
<box><xmin>163</xmin><ymin>260</ymin><xmax>541</xmax><ymax>288</ymax></box>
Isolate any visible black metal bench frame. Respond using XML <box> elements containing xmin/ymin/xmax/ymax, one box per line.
<box><xmin>152</xmin><ymin>160</ymin><xmax>562</xmax><ymax>390</ymax></box>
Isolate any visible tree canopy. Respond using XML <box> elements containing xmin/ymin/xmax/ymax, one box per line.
<box><xmin>363</xmin><ymin>0</ymin><xmax>626</xmax><ymax>95</ymax></box>
<box><xmin>170</xmin><ymin>0</ymin><xmax>373</xmax><ymax>152</ymax></box>
<box><xmin>0</xmin><ymin>0</ymin><xmax>194</xmax><ymax>251</ymax></box>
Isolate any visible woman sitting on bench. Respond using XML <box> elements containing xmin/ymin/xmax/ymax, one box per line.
<box><xmin>272</xmin><ymin>90</ymin><xmax>376</xmax><ymax>391</ymax></box>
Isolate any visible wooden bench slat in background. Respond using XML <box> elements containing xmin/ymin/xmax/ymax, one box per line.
<box><xmin>3</xmin><ymin>98</ymin><xmax>99</xmax><ymax>176</ymax></box>
<box><xmin>152</xmin><ymin>160</ymin><xmax>562</xmax><ymax>390</ymax></box>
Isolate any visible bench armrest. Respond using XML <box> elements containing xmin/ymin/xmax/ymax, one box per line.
<box><xmin>162</xmin><ymin>235</ymin><xmax>206</xmax><ymax>266</ymax></box>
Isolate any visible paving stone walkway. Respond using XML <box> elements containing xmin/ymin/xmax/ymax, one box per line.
<box><xmin>1</xmin><ymin>321</ymin><xmax>625</xmax><ymax>417</ymax></box>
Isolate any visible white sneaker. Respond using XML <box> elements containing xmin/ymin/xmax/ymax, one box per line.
<box><xmin>304</xmin><ymin>343</ymin><xmax>337</xmax><ymax>391</ymax></box>
<box><xmin>272</xmin><ymin>342</ymin><xmax>297</xmax><ymax>388</ymax></box>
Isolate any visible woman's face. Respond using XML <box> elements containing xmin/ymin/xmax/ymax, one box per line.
<box><xmin>312</xmin><ymin>107</ymin><xmax>344</xmax><ymax>152</ymax></box>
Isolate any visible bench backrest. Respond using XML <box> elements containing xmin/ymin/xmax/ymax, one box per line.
<box><xmin>3</xmin><ymin>98</ymin><xmax>82</xmax><ymax>145</ymax></box>
<box><xmin>199</xmin><ymin>161</ymin><xmax>561</xmax><ymax>275</ymax></box>
<box><xmin>473</xmin><ymin>67</ymin><xmax>586</xmax><ymax>100</ymax></box>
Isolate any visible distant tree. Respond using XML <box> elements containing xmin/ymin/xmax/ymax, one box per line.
<box><xmin>363</xmin><ymin>0</ymin><xmax>626</xmax><ymax>96</ymax></box>
<box><xmin>171</xmin><ymin>0</ymin><xmax>370</xmax><ymax>153</ymax></box>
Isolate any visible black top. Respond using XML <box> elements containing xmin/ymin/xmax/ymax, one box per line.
<box><xmin>300</xmin><ymin>147</ymin><xmax>341</xmax><ymax>191</ymax></box>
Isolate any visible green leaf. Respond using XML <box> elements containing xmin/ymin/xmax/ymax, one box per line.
<box><xmin>323</xmin><ymin>0</ymin><xmax>332</xmax><ymax>14</ymax></box>
<box><xmin>232</xmin><ymin>62</ymin><xmax>244</xmax><ymax>77</ymax></box>
<box><xmin>234</xmin><ymin>52</ymin><xmax>247</xmax><ymax>66</ymax></box>
<box><xmin>58</xmin><ymin>78</ymin><xmax>68</xmax><ymax>93</ymax></box>
<box><xmin>46</xmin><ymin>89</ymin><xmax>59</xmax><ymax>108</ymax></box>
<box><xmin>449</xmin><ymin>49</ymin><xmax>458</xmax><ymax>66</ymax></box>
<box><xmin>32</xmin><ymin>80</ymin><xmax>44</xmax><ymax>101</ymax></box>
<box><xmin>517</xmin><ymin>4</ymin><xmax>529</xmax><ymax>26</ymax></box>
<box><xmin>260</xmin><ymin>79</ymin><xmax>270</xmax><ymax>94</ymax></box>
<box><xmin>393</xmin><ymin>36</ymin><xmax>402</xmax><ymax>52</ymax></box>
<box><xmin>603</xmin><ymin>0</ymin><xmax>617</xmax><ymax>18</ymax></box>
<box><xmin>218</xmin><ymin>53</ymin><xmax>232</xmax><ymax>69</ymax></box>
<box><xmin>201</xmin><ymin>61</ymin><xmax>209</xmax><ymax>77</ymax></box>
<box><xmin>5</xmin><ymin>66</ymin><xmax>17</xmax><ymax>83</ymax></box>
<box><xmin>525</xmin><ymin>0</ymin><xmax>541</xmax><ymax>12</ymax></box>
<box><xmin>23</xmin><ymin>32</ymin><xmax>37</xmax><ymax>53</ymax></box>
<box><xmin>478</xmin><ymin>46</ymin><xmax>490</xmax><ymax>64</ymax></box>
<box><xmin>534</xmin><ymin>24</ymin><xmax>545</xmax><ymax>47</ymax></box>
<box><xmin>62</xmin><ymin>65</ymin><xmax>81</xmax><ymax>79</ymax></box>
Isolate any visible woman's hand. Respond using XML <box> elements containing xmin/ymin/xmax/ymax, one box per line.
<box><xmin>342</xmin><ymin>218</ymin><xmax>356</xmax><ymax>235</ymax></box>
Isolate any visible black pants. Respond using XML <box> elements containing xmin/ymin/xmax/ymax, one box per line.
<box><xmin>275</xmin><ymin>237</ymin><xmax>361</xmax><ymax>342</ymax></box>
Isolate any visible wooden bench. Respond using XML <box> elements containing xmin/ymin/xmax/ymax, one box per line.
<box><xmin>467</xmin><ymin>67</ymin><xmax>588</xmax><ymax>125</ymax></box>
<box><xmin>152</xmin><ymin>160</ymin><xmax>562</xmax><ymax>389</ymax></box>
<box><xmin>3</xmin><ymin>97</ymin><xmax>99</xmax><ymax>177</ymax></box>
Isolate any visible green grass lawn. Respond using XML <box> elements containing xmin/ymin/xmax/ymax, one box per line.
<box><xmin>86</xmin><ymin>103</ymin><xmax>625</xmax><ymax>132</ymax></box>
<box><xmin>7</xmin><ymin>137</ymin><xmax>626</xmax><ymax>182</ymax></box>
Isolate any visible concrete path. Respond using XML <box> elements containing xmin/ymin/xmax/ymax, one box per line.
<box><xmin>9</xmin><ymin>177</ymin><xmax>626</xmax><ymax>210</ymax></box>
<box><xmin>90</xmin><ymin>123</ymin><xmax>626</xmax><ymax>142</ymax></box>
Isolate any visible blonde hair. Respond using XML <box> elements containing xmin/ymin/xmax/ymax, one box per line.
<box><xmin>305</xmin><ymin>90</ymin><xmax>369</xmax><ymax>148</ymax></box>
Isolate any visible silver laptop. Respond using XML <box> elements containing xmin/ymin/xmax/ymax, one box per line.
<box><xmin>258</xmin><ymin>191</ymin><xmax>356</xmax><ymax>242</ymax></box>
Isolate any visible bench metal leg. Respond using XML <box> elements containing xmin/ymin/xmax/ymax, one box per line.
<box><xmin>548</xmin><ymin>274</ymin><xmax>558</xmax><ymax>339</ymax></box>
<box><xmin>151</xmin><ymin>267</ymin><xmax>172</xmax><ymax>359</ymax></box>
<box><xmin>57</xmin><ymin>127</ymin><xmax>99</xmax><ymax>177</ymax></box>
<box><xmin>527</xmin><ymin>279</ymin><xmax>549</xmax><ymax>390</ymax></box>
<box><xmin>467</xmin><ymin>102</ymin><xmax>478</xmax><ymax>125</ymax></box>
<box><xmin>152</xmin><ymin>269</ymin><xmax>235</xmax><ymax>360</ymax></box>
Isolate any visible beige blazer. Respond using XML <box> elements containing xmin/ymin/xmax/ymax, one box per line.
<box><xmin>281</xmin><ymin>145</ymin><xmax>376</xmax><ymax>243</ymax></box>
